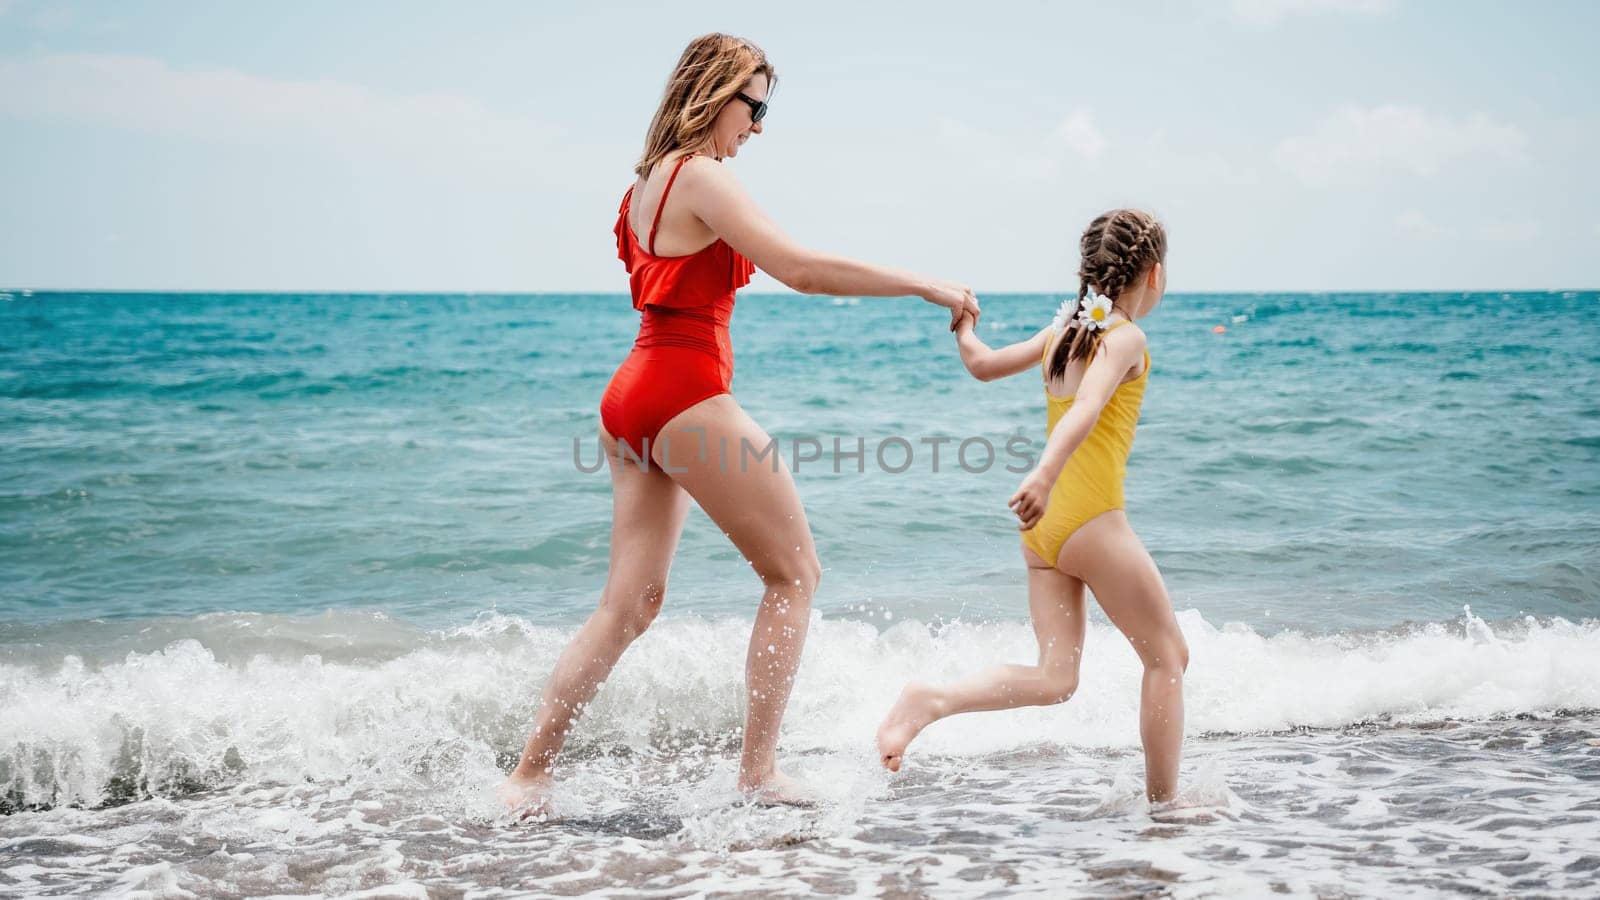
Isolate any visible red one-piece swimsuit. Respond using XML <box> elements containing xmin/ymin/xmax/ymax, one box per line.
<box><xmin>600</xmin><ymin>155</ymin><xmax>755</xmax><ymax>458</ymax></box>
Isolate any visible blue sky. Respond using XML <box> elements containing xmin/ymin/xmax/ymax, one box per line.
<box><xmin>1</xmin><ymin>0</ymin><xmax>1596</xmax><ymax>292</ymax></box>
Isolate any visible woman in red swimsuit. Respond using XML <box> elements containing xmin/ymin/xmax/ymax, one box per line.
<box><xmin>503</xmin><ymin>33</ymin><xmax>979</xmax><ymax>811</ymax></box>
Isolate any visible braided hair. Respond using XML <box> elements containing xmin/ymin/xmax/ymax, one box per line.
<box><xmin>1047</xmin><ymin>209</ymin><xmax>1168</xmax><ymax>381</ymax></box>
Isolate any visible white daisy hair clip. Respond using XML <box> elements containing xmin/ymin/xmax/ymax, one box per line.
<box><xmin>1048</xmin><ymin>294</ymin><xmax>1078</xmax><ymax>334</ymax></box>
<box><xmin>1076</xmin><ymin>288</ymin><xmax>1115</xmax><ymax>332</ymax></box>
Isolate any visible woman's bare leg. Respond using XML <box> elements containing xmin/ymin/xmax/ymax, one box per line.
<box><xmin>1058</xmin><ymin>510</ymin><xmax>1188</xmax><ymax>803</ymax></box>
<box><xmin>502</xmin><ymin>427</ymin><xmax>691</xmax><ymax>808</ymax></box>
<box><xmin>653</xmin><ymin>394</ymin><xmax>820</xmax><ymax>802</ymax></box>
<box><xmin>877</xmin><ymin>545</ymin><xmax>1087</xmax><ymax>771</ymax></box>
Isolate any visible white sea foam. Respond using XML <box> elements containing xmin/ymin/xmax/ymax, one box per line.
<box><xmin>2</xmin><ymin>607</ymin><xmax>1596</xmax><ymax>811</ymax></box>
<box><xmin>2</xmin><ymin>623</ymin><xmax>1598</xmax><ymax>895</ymax></box>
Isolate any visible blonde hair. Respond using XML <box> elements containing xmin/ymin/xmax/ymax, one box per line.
<box><xmin>635</xmin><ymin>33</ymin><xmax>775</xmax><ymax>178</ymax></box>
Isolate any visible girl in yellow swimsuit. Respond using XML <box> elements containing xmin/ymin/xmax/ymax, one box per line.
<box><xmin>877</xmin><ymin>209</ymin><xmax>1190</xmax><ymax>805</ymax></box>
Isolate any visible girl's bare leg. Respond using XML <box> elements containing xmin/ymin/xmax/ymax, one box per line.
<box><xmin>501</xmin><ymin>428</ymin><xmax>691</xmax><ymax>810</ymax></box>
<box><xmin>877</xmin><ymin>548</ymin><xmax>1087</xmax><ymax>771</ymax></box>
<box><xmin>653</xmin><ymin>394</ymin><xmax>821</xmax><ymax>802</ymax></box>
<box><xmin>1058</xmin><ymin>510</ymin><xmax>1188</xmax><ymax>803</ymax></box>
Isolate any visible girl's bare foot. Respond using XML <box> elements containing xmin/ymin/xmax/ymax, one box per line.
<box><xmin>876</xmin><ymin>683</ymin><xmax>943</xmax><ymax>772</ymax></box>
<box><xmin>497</xmin><ymin>772</ymin><xmax>554</xmax><ymax>822</ymax></box>
<box><xmin>737</xmin><ymin>768</ymin><xmax>816</xmax><ymax>807</ymax></box>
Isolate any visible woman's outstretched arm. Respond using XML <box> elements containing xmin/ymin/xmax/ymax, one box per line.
<box><xmin>680</xmin><ymin>158</ymin><xmax>979</xmax><ymax>324</ymax></box>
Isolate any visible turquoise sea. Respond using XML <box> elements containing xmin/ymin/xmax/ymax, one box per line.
<box><xmin>3</xmin><ymin>289</ymin><xmax>1599</xmax><ymax>896</ymax></box>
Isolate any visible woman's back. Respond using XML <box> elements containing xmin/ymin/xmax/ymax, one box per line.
<box><xmin>626</xmin><ymin>154</ymin><xmax>721</xmax><ymax>259</ymax></box>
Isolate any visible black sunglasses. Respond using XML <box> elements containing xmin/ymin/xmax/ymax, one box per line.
<box><xmin>733</xmin><ymin>91</ymin><xmax>768</xmax><ymax>124</ymax></box>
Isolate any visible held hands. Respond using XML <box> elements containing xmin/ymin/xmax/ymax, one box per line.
<box><xmin>922</xmin><ymin>279</ymin><xmax>980</xmax><ymax>332</ymax></box>
<box><xmin>1008</xmin><ymin>469</ymin><xmax>1051</xmax><ymax>530</ymax></box>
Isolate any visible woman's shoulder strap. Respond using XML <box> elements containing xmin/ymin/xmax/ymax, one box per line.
<box><xmin>647</xmin><ymin>154</ymin><xmax>694</xmax><ymax>256</ymax></box>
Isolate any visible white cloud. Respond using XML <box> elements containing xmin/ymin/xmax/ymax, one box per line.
<box><xmin>940</xmin><ymin>108</ymin><xmax>1106</xmax><ymax>181</ymax></box>
<box><xmin>0</xmin><ymin>53</ymin><xmax>560</xmax><ymax>162</ymax></box>
<box><xmin>1394</xmin><ymin>211</ymin><xmax>1543</xmax><ymax>244</ymax></box>
<box><xmin>1055</xmin><ymin>110</ymin><xmax>1106</xmax><ymax>160</ymax></box>
<box><xmin>1229</xmin><ymin>0</ymin><xmax>1392</xmax><ymax>26</ymax></box>
<box><xmin>1134</xmin><ymin>128</ymin><xmax>1262</xmax><ymax>187</ymax></box>
<box><xmin>1476</xmin><ymin>220</ymin><xmax>1540</xmax><ymax>243</ymax></box>
<box><xmin>1394</xmin><ymin>209</ymin><xmax>1443</xmax><ymax>238</ymax></box>
<box><xmin>1276</xmin><ymin>105</ymin><xmax>1526</xmax><ymax>185</ymax></box>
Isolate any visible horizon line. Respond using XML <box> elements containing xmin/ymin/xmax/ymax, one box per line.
<box><xmin>4</xmin><ymin>287</ymin><xmax>1596</xmax><ymax>297</ymax></box>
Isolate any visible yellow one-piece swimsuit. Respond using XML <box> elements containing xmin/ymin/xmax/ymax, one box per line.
<box><xmin>1020</xmin><ymin>320</ymin><xmax>1151</xmax><ymax>566</ymax></box>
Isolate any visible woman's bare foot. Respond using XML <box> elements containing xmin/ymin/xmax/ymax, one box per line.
<box><xmin>1149</xmin><ymin>794</ymin><xmax>1216</xmax><ymax>822</ymax></box>
<box><xmin>497</xmin><ymin>772</ymin><xmax>554</xmax><ymax>822</ymax></box>
<box><xmin>737</xmin><ymin>768</ymin><xmax>816</xmax><ymax>807</ymax></box>
<box><xmin>876</xmin><ymin>682</ymin><xmax>944</xmax><ymax>772</ymax></box>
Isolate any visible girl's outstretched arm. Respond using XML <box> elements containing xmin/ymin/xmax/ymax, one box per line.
<box><xmin>954</xmin><ymin>313</ymin><xmax>1052</xmax><ymax>382</ymax></box>
<box><xmin>1008</xmin><ymin>324</ymin><xmax>1147</xmax><ymax>528</ymax></box>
